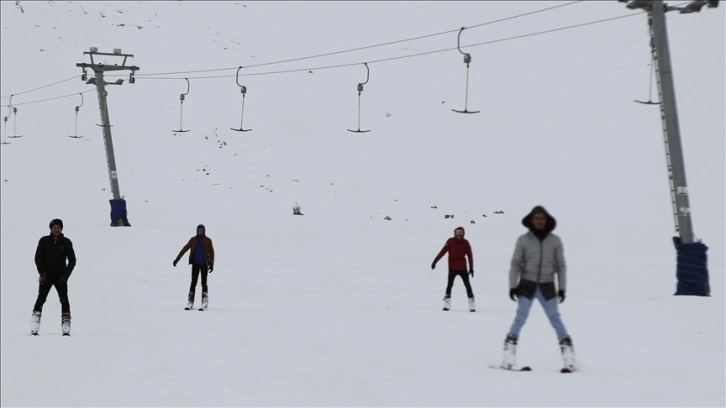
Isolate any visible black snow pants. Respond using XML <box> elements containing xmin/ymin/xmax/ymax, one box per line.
<box><xmin>33</xmin><ymin>274</ymin><xmax>70</xmax><ymax>314</ymax></box>
<box><xmin>445</xmin><ymin>269</ymin><xmax>474</xmax><ymax>298</ymax></box>
<box><xmin>190</xmin><ymin>264</ymin><xmax>209</xmax><ymax>293</ymax></box>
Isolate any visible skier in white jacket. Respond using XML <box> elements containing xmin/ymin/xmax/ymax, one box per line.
<box><xmin>500</xmin><ymin>206</ymin><xmax>577</xmax><ymax>372</ymax></box>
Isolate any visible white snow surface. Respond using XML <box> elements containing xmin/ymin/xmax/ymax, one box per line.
<box><xmin>1</xmin><ymin>1</ymin><xmax>724</xmax><ymax>407</ymax></box>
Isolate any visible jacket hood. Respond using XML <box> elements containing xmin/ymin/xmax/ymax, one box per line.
<box><xmin>454</xmin><ymin>226</ymin><xmax>465</xmax><ymax>236</ymax></box>
<box><xmin>521</xmin><ymin>206</ymin><xmax>557</xmax><ymax>233</ymax></box>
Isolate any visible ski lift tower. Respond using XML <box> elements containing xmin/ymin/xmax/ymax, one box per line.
<box><xmin>76</xmin><ymin>47</ymin><xmax>139</xmax><ymax>227</ymax></box>
<box><xmin>620</xmin><ymin>0</ymin><xmax>718</xmax><ymax>296</ymax></box>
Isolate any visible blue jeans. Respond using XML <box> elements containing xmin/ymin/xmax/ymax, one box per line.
<box><xmin>508</xmin><ymin>286</ymin><xmax>569</xmax><ymax>340</ymax></box>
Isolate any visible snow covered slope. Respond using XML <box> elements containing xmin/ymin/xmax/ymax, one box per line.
<box><xmin>1</xmin><ymin>1</ymin><xmax>724</xmax><ymax>406</ymax></box>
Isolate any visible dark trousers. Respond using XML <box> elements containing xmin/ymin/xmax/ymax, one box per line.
<box><xmin>33</xmin><ymin>275</ymin><xmax>70</xmax><ymax>314</ymax></box>
<box><xmin>445</xmin><ymin>269</ymin><xmax>474</xmax><ymax>298</ymax></box>
<box><xmin>190</xmin><ymin>264</ymin><xmax>209</xmax><ymax>293</ymax></box>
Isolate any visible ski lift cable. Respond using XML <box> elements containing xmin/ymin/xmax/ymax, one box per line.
<box><xmin>467</xmin><ymin>1</ymin><xmax>584</xmax><ymax>30</ymax></box>
<box><xmin>136</xmin><ymin>1</ymin><xmax>584</xmax><ymax>78</ymax></box>
<box><xmin>241</xmin><ymin>0</ymin><xmax>584</xmax><ymax>70</ymax></box>
<box><xmin>3</xmin><ymin>11</ymin><xmax>644</xmax><ymax>104</ymax></box>
<box><xmin>263</xmin><ymin>11</ymin><xmax>645</xmax><ymax>73</ymax></box>
<box><xmin>135</xmin><ymin>11</ymin><xmax>643</xmax><ymax>81</ymax></box>
<box><xmin>0</xmin><ymin>0</ymin><xmax>685</xmax><ymax>98</ymax></box>
<box><xmin>0</xmin><ymin>88</ymin><xmax>96</xmax><ymax>108</ymax></box>
<box><xmin>0</xmin><ymin>75</ymin><xmax>80</xmax><ymax>99</ymax></box>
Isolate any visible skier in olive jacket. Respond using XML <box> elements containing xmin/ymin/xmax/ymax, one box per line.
<box><xmin>432</xmin><ymin>226</ymin><xmax>476</xmax><ymax>312</ymax></box>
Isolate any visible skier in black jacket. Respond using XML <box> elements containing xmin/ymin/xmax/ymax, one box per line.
<box><xmin>31</xmin><ymin>218</ymin><xmax>76</xmax><ymax>335</ymax></box>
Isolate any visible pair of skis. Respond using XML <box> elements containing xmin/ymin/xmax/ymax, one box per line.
<box><xmin>185</xmin><ymin>294</ymin><xmax>208</xmax><ymax>311</ymax></box>
<box><xmin>29</xmin><ymin>313</ymin><xmax>70</xmax><ymax>336</ymax></box>
<box><xmin>487</xmin><ymin>364</ymin><xmax>576</xmax><ymax>373</ymax></box>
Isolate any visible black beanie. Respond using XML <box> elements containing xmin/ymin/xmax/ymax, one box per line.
<box><xmin>49</xmin><ymin>218</ymin><xmax>63</xmax><ymax>230</ymax></box>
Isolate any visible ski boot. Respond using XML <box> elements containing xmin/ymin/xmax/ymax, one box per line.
<box><xmin>442</xmin><ymin>296</ymin><xmax>451</xmax><ymax>311</ymax></box>
<box><xmin>30</xmin><ymin>311</ymin><xmax>41</xmax><ymax>336</ymax></box>
<box><xmin>559</xmin><ymin>336</ymin><xmax>577</xmax><ymax>373</ymax></box>
<box><xmin>185</xmin><ymin>291</ymin><xmax>195</xmax><ymax>310</ymax></box>
<box><xmin>468</xmin><ymin>297</ymin><xmax>476</xmax><ymax>312</ymax></box>
<box><xmin>500</xmin><ymin>334</ymin><xmax>518</xmax><ymax>369</ymax></box>
<box><xmin>200</xmin><ymin>292</ymin><xmax>209</xmax><ymax>311</ymax></box>
<box><xmin>61</xmin><ymin>313</ymin><xmax>71</xmax><ymax>336</ymax></box>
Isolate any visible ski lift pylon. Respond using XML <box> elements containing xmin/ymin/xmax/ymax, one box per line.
<box><xmin>452</xmin><ymin>27</ymin><xmax>480</xmax><ymax>114</ymax></box>
<box><xmin>68</xmin><ymin>93</ymin><xmax>84</xmax><ymax>139</ymax></box>
<box><xmin>348</xmin><ymin>62</ymin><xmax>371</xmax><ymax>133</ymax></box>
<box><xmin>172</xmin><ymin>78</ymin><xmax>191</xmax><ymax>133</ymax></box>
<box><xmin>231</xmin><ymin>66</ymin><xmax>252</xmax><ymax>132</ymax></box>
<box><xmin>7</xmin><ymin>94</ymin><xmax>22</xmax><ymax>138</ymax></box>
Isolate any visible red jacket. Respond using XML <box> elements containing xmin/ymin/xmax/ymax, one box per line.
<box><xmin>433</xmin><ymin>236</ymin><xmax>473</xmax><ymax>271</ymax></box>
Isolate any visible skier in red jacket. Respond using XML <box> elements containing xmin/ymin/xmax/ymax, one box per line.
<box><xmin>432</xmin><ymin>226</ymin><xmax>475</xmax><ymax>312</ymax></box>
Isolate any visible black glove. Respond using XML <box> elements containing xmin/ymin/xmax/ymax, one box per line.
<box><xmin>558</xmin><ymin>290</ymin><xmax>566</xmax><ymax>304</ymax></box>
<box><xmin>509</xmin><ymin>288</ymin><xmax>518</xmax><ymax>301</ymax></box>
<box><xmin>431</xmin><ymin>262</ymin><xmax>436</xmax><ymax>270</ymax></box>
<box><xmin>469</xmin><ymin>269</ymin><xmax>474</xmax><ymax>278</ymax></box>
<box><xmin>173</xmin><ymin>259</ymin><xmax>178</xmax><ymax>267</ymax></box>
<box><xmin>39</xmin><ymin>274</ymin><xmax>47</xmax><ymax>284</ymax></box>
<box><xmin>209</xmin><ymin>263</ymin><xmax>214</xmax><ymax>273</ymax></box>
<box><xmin>59</xmin><ymin>275</ymin><xmax>68</xmax><ymax>283</ymax></box>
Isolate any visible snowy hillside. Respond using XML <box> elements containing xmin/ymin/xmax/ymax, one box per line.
<box><xmin>1</xmin><ymin>1</ymin><xmax>724</xmax><ymax>406</ymax></box>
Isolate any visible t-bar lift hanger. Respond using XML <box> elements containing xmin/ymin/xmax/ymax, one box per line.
<box><xmin>348</xmin><ymin>62</ymin><xmax>371</xmax><ymax>133</ymax></box>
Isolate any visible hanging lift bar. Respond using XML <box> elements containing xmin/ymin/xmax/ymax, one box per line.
<box><xmin>172</xmin><ymin>78</ymin><xmax>191</xmax><ymax>133</ymax></box>
<box><xmin>69</xmin><ymin>93</ymin><xmax>84</xmax><ymax>139</ymax></box>
<box><xmin>634</xmin><ymin>54</ymin><xmax>660</xmax><ymax>105</ymax></box>
<box><xmin>452</xmin><ymin>27</ymin><xmax>480</xmax><ymax>114</ymax></box>
<box><xmin>7</xmin><ymin>94</ymin><xmax>22</xmax><ymax>138</ymax></box>
<box><xmin>348</xmin><ymin>62</ymin><xmax>371</xmax><ymax>133</ymax></box>
<box><xmin>1</xmin><ymin>101</ymin><xmax>10</xmax><ymax>145</ymax></box>
<box><xmin>1</xmin><ymin>94</ymin><xmax>13</xmax><ymax>145</ymax></box>
<box><xmin>635</xmin><ymin>21</ymin><xmax>661</xmax><ymax>105</ymax></box>
<box><xmin>231</xmin><ymin>66</ymin><xmax>252</xmax><ymax>132</ymax></box>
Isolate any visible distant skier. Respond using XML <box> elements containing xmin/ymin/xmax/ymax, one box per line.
<box><xmin>31</xmin><ymin>218</ymin><xmax>76</xmax><ymax>336</ymax></box>
<box><xmin>500</xmin><ymin>206</ymin><xmax>576</xmax><ymax>372</ymax></box>
<box><xmin>431</xmin><ymin>226</ymin><xmax>475</xmax><ymax>312</ymax></box>
<box><xmin>173</xmin><ymin>224</ymin><xmax>215</xmax><ymax>310</ymax></box>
